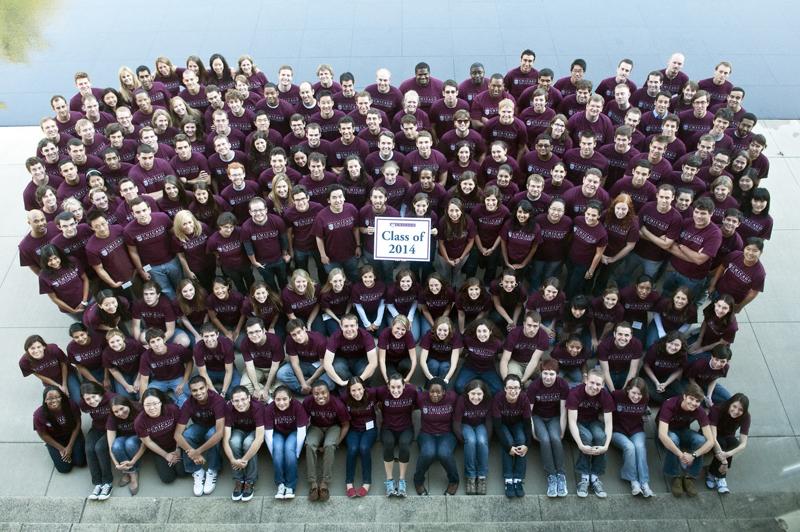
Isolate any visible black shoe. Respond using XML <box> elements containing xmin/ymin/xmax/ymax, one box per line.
<box><xmin>514</xmin><ymin>481</ymin><xmax>525</xmax><ymax>497</ymax></box>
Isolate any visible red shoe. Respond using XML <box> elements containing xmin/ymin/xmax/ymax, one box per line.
<box><xmin>357</xmin><ymin>486</ymin><xmax>369</xmax><ymax>497</ymax></box>
<box><xmin>346</xmin><ymin>487</ymin><xmax>357</xmax><ymax>498</ymax></box>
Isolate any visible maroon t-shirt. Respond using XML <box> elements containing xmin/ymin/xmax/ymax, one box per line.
<box><xmin>462</xmin><ymin>335</ymin><xmax>502</xmax><ymax>373</ymax></box>
<box><xmin>597</xmin><ymin>337</ymin><xmax>644</xmax><ymax>373</ymax></box>
<box><xmin>699</xmin><ymin>305</ymin><xmax>738</xmax><ymax>345</ymax></box>
<box><xmin>527</xmin><ymin>376</ymin><xmax>570</xmax><ymax>419</ymax></box>
<box><xmin>351</xmin><ymin>280</ymin><xmax>386</xmax><ymax>315</ymax></box>
<box><xmin>568</xmin><ymin>217</ymin><xmax>608</xmax><ymax>266</ymax></box>
<box><xmin>385</xmin><ymin>283</ymin><xmax>419</xmax><ymax>316</ymax></box>
<box><xmin>303</xmin><ymin>394</ymin><xmax>350</xmax><ymax>429</ymax></box>
<box><xmin>33</xmin><ymin>402</ymin><xmax>81</xmax><ymax>443</ymax></box>
<box><xmin>657</xmin><ymin>395</ymin><xmax>710</xmax><ymax>430</ymax></box>
<box><xmin>519</xmin><ymin>107</ymin><xmax>556</xmax><ymax>143</ymax></box>
<box><xmin>106</xmin><ymin>407</ymin><xmax>139</xmax><ymax>437</ymax></box>
<box><xmin>283</xmin><ymin>201</ymin><xmax>324</xmax><ymax>252</ymax></box>
<box><xmin>566</xmin><ymin>385</ymin><xmax>615</xmax><ymax>423</ymax></box>
<box><xmin>38</xmin><ymin>260</ymin><xmax>85</xmax><ymax>310</ymax></box>
<box><xmin>67</xmin><ymin>333</ymin><xmax>105</xmax><ymax>371</ymax></box>
<box><xmin>454</xmin><ymin>397</ymin><xmax>491</xmax><ymax>437</ymax></box>
<box><xmin>135</xmin><ymin>403</ymin><xmax>181</xmax><ymax>451</ymax></box>
<box><xmin>224</xmin><ymin>399</ymin><xmax>266</xmax><ymax>433</ymax></box>
<box><xmin>85</xmin><ymin>225</ymin><xmax>135</xmax><ymax>283</ymax></box>
<box><xmin>337</xmin><ymin>174</ymin><xmax>374</xmax><ymax>210</ymax></box>
<box><xmin>50</xmin><ymin>224</ymin><xmax>93</xmax><ymax>272</ymax></box>
<box><xmin>438</xmin><ymin>216</ymin><xmax>476</xmax><ymax>259</ymax></box>
<box><xmin>206</xmin><ymin>290</ymin><xmax>244</xmax><ymax>328</ymax></box>
<box><xmin>634</xmin><ymin>202</ymin><xmax>683</xmax><ymax>261</ymax></box>
<box><xmin>312</xmin><ymin>204</ymin><xmax>359</xmax><ymax>262</ymax></box>
<box><xmin>418</xmin><ymin>287</ymin><xmax>455</xmax><ymax>321</ymax></box>
<box><xmin>300</xmin><ymin>172</ymin><xmax>339</xmax><ymax>204</ymax></box>
<box><xmin>319</xmin><ymin>284</ymin><xmax>352</xmax><ymax>316</ymax></box>
<box><xmin>670</xmin><ymin>219</ymin><xmax>722</xmax><ymax>279</ymax></box>
<box><xmin>326</xmin><ymin>329</ymin><xmax>375</xmax><ymax>360</ymax></box>
<box><xmin>644</xmin><ymin>343</ymin><xmax>687</xmax><ymax>381</ymax></box>
<box><xmin>550</xmin><ymin>343</ymin><xmax>589</xmax><ymax>371</ymax></box>
<box><xmin>358</xmin><ymin>205</ymin><xmax>400</xmax><ymax>253</ymax></box>
<box><xmin>501</xmin><ymin>220</ymin><xmax>543</xmax><ymax>264</ymax></box>
<box><xmin>562</xmin><ymin>186</ymin><xmax>610</xmax><ymax>217</ymax></box>
<box><xmin>79</xmin><ymin>391</ymin><xmax>116</xmax><ymax>431</ymax></box>
<box><xmin>455</xmin><ymin>289</ymin><xmax>492</xmax><ymax>324</ymax></box>
<box><xmin>709</xmin><ymin>405</ymin><xmax>750</xmax><ymax>438</ymax></box>
<box><xmin>19</xmin><ymin>344</ymin><xmax>67</xmax><ymax>383</ymax></box>
<box><xmin>132</xmin><ymin>296</ymin><xmax>177</xmax><ymax>331</ymax></box>
<box><xmin>240</xmin><ymin>333</ymin><xmax>284</xmax><ymax>370</ymax></box>
<box><xmin>138</xmin><ymin>344</ymin><xmax>191</xmax><ymax>381</ymax></box>
<box><xmin>611</xmin><ymin>390</ymin><xmax>648</xmax><ymax>436</ymax></box>
<box><xmin>715</xmin><ymin>251</ymin><xmax>766</xmax><ymax>304</ymax></box>
<box><xmin>502</xmin><ymin>326</ymin><xmax>550</xmax><ymax>363</ymax></box>
<box><xmin>590</xmin><ymin>298</ymin><xmax>624</xmax><ymax>334</ymax></box>
<box><xmin>491</xmin><ymin>391</ymin><xmax>532</xmax><ymax>426</ymax></box>
<box><xmin>402</xmin><ymin>150</ymin><xmax>448</xmax><ymax>183</ymax></box>
<box><xmin>206</xmin><ymin>228</ymin><xmax>247</xmax><ymax>270</ymax></box>
<box><xmin>193</xmin><ymin>335</ymin><xmax>236</xmax><ymax>372</ymax></box>
<box><xmin>417</xmin><ymin>390</ymin><xmax>457</xmax><ymax>435</ymax></box>
<box><xmin>102</xmin><ymin>340</ymin><xmax>143</xmax><ymax>376</ymax></box>
<box><xmin>123</xmin><ymin>212</ymin><xmax>175</xmax><ymax>266</ymax></box>
<box><xmin>376</xmin><ymin>384</ymin><xmax>417</xmax><ymax>432</ymax></box>
<box><xmin>178</xmin><ymin>390</ymin><xmax>226</xmax><ymax>428</ymax></box>
<box><xmin>419</xmin><ymin>330</ymin><xmax>463</xmax><ymax>362</ymax></box>
<box><xmin>285</xmin><ymin>330</ymin><xmax>327</xmax><ymax>364</ymax></box>
<box><xmin>377</xmin><ymin>327</ymin><xmax>416</xmax><ymax>363</ymax></box>
<box><xmin>343</xmin><ymin>388</ymin><xmax>379</xmax><ymax>433</ymax></box>
<box><xmin>619</xmin><ymin>285</ymin><xmax>661</xmax><ymax>326</ymax></box>
<box><xmin>265</xmin><ymin>399</ymin><xmax>310</xmax><ymax>435</ymax></box>
<box><xmin>525</xmin><ymin>291</ymin><xmax>566</xmax><ymax>323</ymax></box>
<box><xmin>653</xmin><ymin>297</ymin><xmax>697</xmax><ymax>333</ymax></box>
<box><xmin>281</xmin><ymin>285</ymin><xmax>319</xmax><ymax>322</ymax></box>
<box><xmin>533</xmin><ymin>213</ymin><xmax>572</xmax><ymax>262</ymax></box>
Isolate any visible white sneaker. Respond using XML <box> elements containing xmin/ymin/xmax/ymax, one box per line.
<box><xmin>283</xmin><ymin>487</ymin><xmax>295</xmax><ymax>499</ymax></box>
<box><xmin>641</xmin><ymin>483</ymin><xmax>654</xmax><ymax>498</ymax></box>
<box><xmin>193</xmin><ymin>470</ymin><xmax>205</xmax><ymax>496</ymax></box>
<box><xmin>88</xmin><ymin>484</ymin><xmax>102</xmax><ymax>500</ymax></box>
<box><xmin>275</xmin><ymin>483</ymin><xmax>286</xmax><ymax>499</ymax></box>
<box><xmin>203</xmin><ymin>470</ymin><xmax>218</xmax><ymax>495</ymax></box>
<box><xmin>631</xmin><ymin>480</ymin><xmax>642</xmax><ymax>496</ymax></box>
<box><xmin>716</xmin><ymin>477</ymin><xmax>730</xmax><ymax>494</ymax></box>
<box><xmin>97</xmin><ymin>483</ymin><xmax>112</xmax><ymax>501</ymax></box>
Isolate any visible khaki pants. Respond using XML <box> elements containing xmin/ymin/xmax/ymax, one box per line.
<box><xmin>240</xmin><ymin>366</ymin><xmax>283</xmax><ymax>395</ymax></box>
<box><xmin>507</xmin><ymin>360</ymin><xmax>529</xmax><ymax>380</ymax></box>
<box><xmin>305</xmin><ymin>425</ymin><xmax>341</xmax><ymax>483</ymax></box>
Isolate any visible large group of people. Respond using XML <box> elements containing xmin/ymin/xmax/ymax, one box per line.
<box><xmin>21</xmin><ymin>49</ymin><xmax>764</xmax><ymax>501</ymax></box>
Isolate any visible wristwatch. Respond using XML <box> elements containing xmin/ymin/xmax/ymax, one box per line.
<box><xmin>691</xmin><ymin>451</ymin><xmax>698</xmax><ymax>458</ymax></box>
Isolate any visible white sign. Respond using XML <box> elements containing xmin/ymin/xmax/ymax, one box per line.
<box><xmin>373</xmin><ymin>217</ymin><xmax>431</xmax><ymax>262</ymax></box>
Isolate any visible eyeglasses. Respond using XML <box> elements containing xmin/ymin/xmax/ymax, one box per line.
<box><xmin>143</xmin><ymin>401</ymin><xmax>161</xmax><ymax>408</ymax></box>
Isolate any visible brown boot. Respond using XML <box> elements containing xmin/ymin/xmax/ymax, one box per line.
<box><xmin>445</xmin><ymin>482</ymin><xmax>459</xmax><ymax>495</ymax></box>
<box><xmin>318</xmin><ymin>481</ymin><xmax>330</xmax><ymax>501</ymax></box>
<box><xmin>683</xmin><ymin>477</ymin><xmax>698</xmax><ymax>497</ymax></box>
<box><xmin>308</xmin><ymin>482</ymin><xmax>320</xmax><ymax>501</ymax></box>
<box><xmin>671</xmin><ymin>476</ymin><xmax>684</xmax><ymax>497</ymax></box>
<box><xmin>465</xmin><ymin>477</ymin><xmax>476</xmax><ymax>495</ymax></box>
<box><xmin>477</xmin><ymin>477</ymin><xmax>487</xmax><ymax>495</ymax></box>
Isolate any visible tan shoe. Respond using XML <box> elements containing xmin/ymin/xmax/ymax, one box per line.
<box><xmin>308</xmin><ymin>482</ymin><xmax>320</xmax><ymax>502</ymax></box>
<box><xmin>683</xmin><ymin>477</ymin><xmax>698</xmax><ymax>497</ymax></box>
<box><xmin>318</xmin><ymin>481</ymin><xmax>330</xmax><ymax>501</ymax></box>
<box><xmin>671</xmin><ymin>476</ymin><xmax>684</xmax><ymax>497</ymax></box>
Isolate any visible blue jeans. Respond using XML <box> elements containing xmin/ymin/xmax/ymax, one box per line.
<box><xmin>609</xmin><ymin>369</ymin><xmax>629</xmax><ymax>391</ymax></box>
<box><xmin>362</xmin><ymin>250</ymin><xmax>395</xmax><ymax>284</ymax></box>
<box><xmin>149</xmin><ymin>258</ymin><xmax>182</xmax><ymax>300</ymax></box>
<box><xmin>276</xmin><ymin>361</ymin><xmax>333</xmax><ymax>394</ymax></box>
<box><xmin>112</xmin><ymin>371</ymin><xmax>139</xmax><ymax>399</ymax></box>
<box><xmin>324</xmin><ymin>256</ymin><xmax>359</xmax><ymax>283</ymax></box>
<box><xmin>662</xmin><ymin>268</ymin><xmax>706</xmax><ymax>301</ymax></box>
<box><xmin>345</xmin><ymin>428</ymin><xmax>377</xmax><ymax>484</ymax></box>
<box><xmin>111</xmin><ymin>435</ymin><xmax>141</xmax><ymax>472</ymax></box>
<box><xmin>645</xmin><ymin>321</ymin><xmax>663</xmax><ymax>349</ymax></box>
<box><xmin>331</xmin><ymin>357</ymin><xmax>369</xmax><ymax>384</ymax></box>
<box><xmin>46</xmin><ymin>432</ymin><xmax>87</xmax><ymax>473</ymax></box>
<box><xmin>148</xmin><ymin>376</ymin><xmax>189</xmax><ymax>407</ymax></box>
<box><xmin>293</xmin><ymin>248</ymin><xmax>324</xmax><ymax>283</ymax></box>
<box><xmin>499</xmin><ymin>422</ymin><xmax>528</xmax><ymax>480</ymax></box>
<box><xmin>659</xmin><ymin>428</ymin><xmax>706</xmax><ymax>477</ymax></box>
<box><xmin>229</xmin><ymin>429</ymin><xmax>258</xmax><ymax>482</ymax></box>
<box><xmin>575</xmin><ymin>420</ymin><xmax>607</xmax><ymax>476</ymax></box>
<box><xmin>66</xmin><ymin>371</ymin><xmax>83</xmax><ymax>405</ymax></box>
<box><xmin>454</xmin><ymin>365</ymin><xmax>503</xmax><ymax>395</ymax></box>
<box><xmin>181</xmin><ymin>423</ymin><xmax>221</xmax><ymax>473</ymax></box>
<box><xmin>565</xmin><ymin>260</ymin><xmax>590</xmax><ymax>298</ymax></box>
<box><xmin>529</xmin><ymin>259</ymin><xmax>563</xmax><ymax>292</ymax></box>
<box><xmin>206</xmin><ymin>368</ymin><xmax>242</xmax><ymax>398</ymax></box>
<box><xmin>462</xmin><ymin>424</ymin><xmax>489</xmax><ymax>478</ymax></box>
<box><xmin>620</xmin><ymin>253</ymin><xmax>664</xmax><ymax>286</ymax></box>
<box><xmin>559</xmin><ymin>367</ymin><xmax>584</xmax><ymax>387</ymax></box>
<box><xmin>271</xmin><ymin>431</ymin><xmax>298</xmax><ymax>489</ymax></box>
<box><xmin>612</xmin><ymin>431</ymin><xmax>649</xmax><ymax>484</ymax></box>
<box><xmin>413</xmin><ymin>432</ymin><xmax>459</xmax><ymax>485</ymax></box>
<box><xmin>425</xmin><ymin>358</ymin><xmax>452</xmax><ymax>383</ymax></box>
<box><xmin>532</xmin><ymin>415</ymin><xmax>565</xmax><ymax>475</ymax></box>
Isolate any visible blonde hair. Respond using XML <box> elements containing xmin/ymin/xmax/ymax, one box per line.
<box><xmin>117</xmin><ymin>66</ymin><xmax>141</xmax><ymax>103</ymax></box>
<box><xmin>289</xmin><ymin>269</ymin><xmax>316</xmax><ymax>298</ymax></box>
<box><xmin>172</xmin><ymin>210</ymin><xmax>202</xmax><ymax>241</ymax></box>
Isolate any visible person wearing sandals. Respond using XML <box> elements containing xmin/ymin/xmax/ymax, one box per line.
<box><xmin>264</xmin><ymin>385</ymin><xmax>308</xmax><ymax>500</ymax></box>
<box><xmin>377</xmin><ymin>374</ymin><xmax>417</xmax><ymax>497</ymax></box>
<box><xmin>106</xmin><ymin>395</ymin><xmax>143</xmax><ymax>495</ymax></box>
<box><xmin>413</xmin><ymin>378</ymin><xmax>459</xmax><ymax>495</ymax></box>
<box><xmin>454</xmin><ymin>379</ymin><xmax>492</xmax><ymax>495</ymax></box>
<box><xmin>342</xmin><ymin>377</ymin><xmax>379</xmax><ymax>498</ymax></box>
<box><xmin>223</xmin><ymin>385</ymin><xmax>265</xmax><ymax>502</ymax></box>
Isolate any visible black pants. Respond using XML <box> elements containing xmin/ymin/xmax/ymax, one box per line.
<box><xmin>708</xmin><ymin>435</ymin><xmax>739</xmax><ymax>478</ymax></box>
<box><xmin>382</xmin><ymin>427</ymin><xmax>413</xmax><ymax>463</ymax></box>
<box><xmin>222</xmin><ymin>265</ymin><xmax>255</xmax><ymax>295</ymax></box>
<box><xmin>86</xmin><ymin>427</ymin><xmax>113</xmax><ymax>485</ymax></box>
<box><xmin>153</xmin><ymin>450</ymin><xmax>187</xmax><ymax>483</ymax></box>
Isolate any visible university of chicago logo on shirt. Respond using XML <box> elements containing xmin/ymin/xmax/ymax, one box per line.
<box><xmin>422</xmin><ymin>407</ymin><xmax>428</xmax><ymax>414</ymax></box>
<box><xmin>384</xmin><ymin>400</ymin><xmax>391</xmax><ymax>406</ymax></box>
<box><xmin>230</xmin><ymin>200</ymin><xmax>237</xmax><ymax>205</ymax></box>
<box><xmin>136</xmin><ymin>235</ymin><xmax>143</xmax><ymax>242</ymax></box>
<box><xmin>327</xmin><ymin>223</ymin><xmax>334</xmax><ymax>230</ymax></box>
<box><xmin>412</xmin><ymin>166</ymin><xmax>419</xmax><ymax>172</ymax></box>
<box><xmin>100</xmin><ymin>249</ymin><xmax>108</xmax><ymax>256</ymax></box>
<box><xmin>569</xmin><ymin>163</ymin><xmax>576</xmax><ymax>169</ymax></box>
